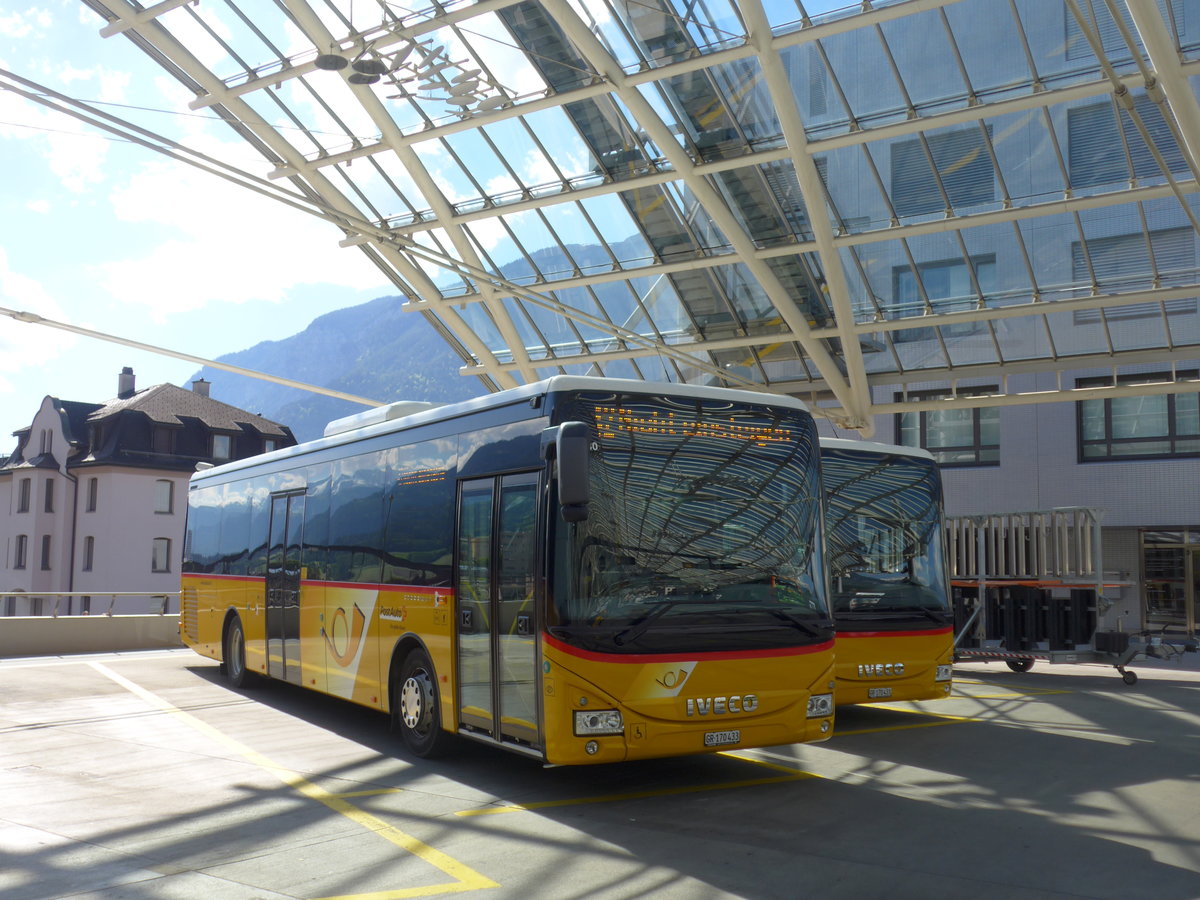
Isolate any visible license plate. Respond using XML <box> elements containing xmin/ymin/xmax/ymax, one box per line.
<box><xmin>704</xmin><ymin>729</ymin><xmax>740</xmax><ymax>747</ymax></box>
<box><xmin>868</xmin><ymin>687</ymin><xmax>893</xmax><ymax>699</ymax></box>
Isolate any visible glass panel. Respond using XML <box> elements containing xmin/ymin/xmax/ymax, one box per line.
<box><xmin>821</xmin><ymin>448</ymin><xmax>949</xmax><ymax>617</ymax></box>
<box><xmin>891</xmin><ymin>125</ymin><xmax>996</xmax><ymax>218</ymax></box>
<box><xmin>1080</xmin><ymin>398</ymin><xmax>1105</xmax><ymax>441</ymax></box>
<box><xmin>1144</xmin><ymin>544</ymin><xmax>1187</xmax><ymax>631</ymax></box>
<box><xmin>550</xmin><ymin>391</ymin><xmax>828</xmax><ymax>655</ymax></box>
<box><xmin>457</xmin><ymin>482</ymin><xmax>494</xmax><ymax>734</ymax></box>
<box><xmin>1111</xmin><ymin>395</ymin><xmax>1168</xmax><ymax>439</ymax></box>
<box><xmin>497</xmin><ymin>477</ymin><xmax>539</xmax><ymax>745</ymax></box>
<box><xmin>878</xmin><ymin>12</ymin><xmax>967</xmax><ymax>115</ymax></box>
<box><xmin>820</xmin><ymin>22</ymin><xmax>909</xmax><ymax>128</ymax></box>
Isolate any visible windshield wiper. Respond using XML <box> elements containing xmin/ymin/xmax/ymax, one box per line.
<box><xmin>613</xmin><ymin>599</ymin><xmax>689</xmax><ymax>646</ymax></box>
<box><xmin>766</xmin><ymin>608</ymin><xmax>834</xmax><ymax>639</ymax></box>
<box><xmin>915</xmin><ymin>606</ymin><xmax>950</xmax><ymax>624</ymax></box>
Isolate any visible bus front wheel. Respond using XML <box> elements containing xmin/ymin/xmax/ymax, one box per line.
<box><xmin>223</xmin><ymin>617</ymin><xmax>256</xmax><ymax>689</ymax></box>
<box><xmin>395</xmin><ymin>649</ymin><xmax>450</xmax><ymax>758</ymax></box>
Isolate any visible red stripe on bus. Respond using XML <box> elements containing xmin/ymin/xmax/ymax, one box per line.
<box><xmin>544</xmin><ymin>632</ymin><xmax>833</xmax><ymax>664</ymax></box>
<box><xmin>181</xmin><ymin>573</ymin><xmax>447</xmax><ymax>596</ymax></box>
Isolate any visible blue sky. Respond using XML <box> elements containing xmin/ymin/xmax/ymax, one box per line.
<box><xmin>0</xmin><ymin>3</ymin><xmax>392</xmax><ymax>449</ymax></box>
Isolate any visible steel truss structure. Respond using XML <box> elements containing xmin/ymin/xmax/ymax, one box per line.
<box><xmin>66</xmin><ymin>0</ymin><xmax>1200</xmax><ymax>433</ymax></box>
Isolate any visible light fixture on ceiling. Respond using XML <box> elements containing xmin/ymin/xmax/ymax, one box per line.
<box><xmin>313</xmin><ymin>33</ymin><xmax>510</xmax><ymax>117</ymax></box>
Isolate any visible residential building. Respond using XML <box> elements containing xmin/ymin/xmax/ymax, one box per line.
<box><xmin>0</xmin><ymin>368</ymin><xmax>295</xmax><ymax>615</ymax></box>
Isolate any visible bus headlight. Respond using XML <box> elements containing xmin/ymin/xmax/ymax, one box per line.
<box><xmin>935</xmin><ymin>665</ymin><xmax>954</xmax><ymax>682</ymax></box>
<box><xmin>574</xmin><ymin>709</ymin><xmax>623</xmax><ymax>736</ymax></box>
<box><xmin>806</xmin><ymin>693</ymin><xmax>833</xmax><ymax>718</ymax></box>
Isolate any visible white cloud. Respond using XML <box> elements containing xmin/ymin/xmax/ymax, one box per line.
<box><xmin>0</xmin><ymin>64</ymin><xmax>121</xmax><ymax>193</ymax></box>
<box><xmin>92</xmin><ymin>148</ymin><xmax>384</xmax><ymax>319</ymax></box>
<box><xmin>0</xmin><ymin>248</ymin><xmax>77</xmax><ymax>376</ymax></box>
<box><xmin>26</xmin><ymin>199</ymin><xmax>49</xmax><ymax>214</ymax></box>
<box><xmin>0</xmin><ymin>7</ymin><xmax>52</xmax><ymax>39</ymax></box>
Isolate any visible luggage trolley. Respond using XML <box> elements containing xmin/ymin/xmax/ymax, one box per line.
<box><xmin>947</xmin><ymin>508</ymin><xmax>1191</xmax><ymax>684</ymax></box>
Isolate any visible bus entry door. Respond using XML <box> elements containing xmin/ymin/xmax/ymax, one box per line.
<box><xmin>266</xmin><ymin>491</ymin><xmax>305</xmax><ymax>685</ymax></box>
<box><xmin>456</xmin><ymin>473</ymin><xmax>541</xmax><ymax>749</ymax></box>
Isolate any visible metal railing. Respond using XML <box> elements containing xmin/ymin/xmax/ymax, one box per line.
<box><xmin>0</xmin><ymin>591</ymin><xmax>182</xmax><ymax>617</ymax></box>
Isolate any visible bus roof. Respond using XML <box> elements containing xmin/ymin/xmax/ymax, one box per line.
<box><xmin>191</xmin><ymin>376</ymin><xmax>811</xmax><ymax>485</ymax></box>
<box><xmin>819</xmin><ymin>436</ymin><xmax>936</xmax><ymax>462</ymax></box>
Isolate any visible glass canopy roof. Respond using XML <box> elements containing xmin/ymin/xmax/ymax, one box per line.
<box><xmin>66</xmin><ymin>0</ymin><xmax>1200</xmax><ymax>432</ymax></box>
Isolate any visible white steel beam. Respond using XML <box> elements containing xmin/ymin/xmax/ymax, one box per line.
<box><xmin>542</xmin><ymin>0</ymin><xmax>864</xmax><ymax>426</ymax></box>
<box><xmin>282</xmin><ymin>0</ymin><xmax>538</xmax><ymax>386</ymax></box>
<box><xmin>744</xmin><ymin>0</ymin><xmax>874</xmax><ymax>434</ymax></box>
<box><xmin>1125</xmin><ymin>0</ymin><xmax>1200</xmax><ymax>175</ymax></box>
<box><xmin>88</xmin><ymin>0</ymin><xmax>515</xmax><ymax>391</ymax></box>
<box><xmin>97</xmin><ymin>0</ymin><xmax>194</xmax><ymax>38</ymax></box>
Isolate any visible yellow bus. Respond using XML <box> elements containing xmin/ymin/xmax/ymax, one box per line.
<box><xmin>819</xmin><ymin>439</ymin><xmax>954</xmax><ymax>705</ymax></box>
<box><xmin>181</xmin><ymin>377</ymin><xmax>836</xmax><ymax>764</ymax></box>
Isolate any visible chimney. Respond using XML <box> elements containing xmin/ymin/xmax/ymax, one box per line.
<box><xmin>118</xmin><ymin>367</ymin><xmax>135</xmax><ymax>399</ymax></box>
<box><xmin>191</xmin><ymin>378</ymin><xmax>211</xmax><ymax>398</ymax></box>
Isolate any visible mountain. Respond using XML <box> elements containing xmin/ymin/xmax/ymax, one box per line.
<box><xmin>192</xmin><ymin>295</ymin><xmax>483</xmax><ymax>442</ymax></box>
<box><xmin>191</xmin><ymin>237</ymin><xmax>658</xmax><ymax>442</ymax></box>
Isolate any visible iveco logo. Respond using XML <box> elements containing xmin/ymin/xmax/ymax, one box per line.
<box><xmin>685</xmin><ymin>695</ymin><xmax>759</xmax><ymax>716</ymax></box>
<box><xmin>858</xmin><ymin>663</ymin><xmax>905</xmax><ymax>677</ymax></box>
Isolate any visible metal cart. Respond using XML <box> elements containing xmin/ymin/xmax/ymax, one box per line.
<box><xmin>947</xmin><ymin>507</ymin><xmax>1195</xmax><ymax>684</ymax></box>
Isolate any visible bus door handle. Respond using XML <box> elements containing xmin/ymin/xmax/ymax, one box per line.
<box><xmin>516</xmin><ymin>614</ymin><xmax>532</xmax><ymax>636</ymax></box>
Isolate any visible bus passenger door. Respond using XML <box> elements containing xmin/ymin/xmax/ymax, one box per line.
<box><xmin>266</xmin><ymin>491</ymin><xmax>305</xmax><ymax>685</ymax></box>
<box><xmin>456</xmin><ymin>473</ymin><xmax>541</xmax><ymax>749</ymax></box>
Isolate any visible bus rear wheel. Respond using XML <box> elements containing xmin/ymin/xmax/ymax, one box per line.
<box><xmin>223</xmin><ymin>617</ymin><xmax>256</xmax><ymax>689</ymax></box>
<box><xmin>395</xmin><ymin>649</ymin><xmax>450</xmax><ymax>758</ymax></box>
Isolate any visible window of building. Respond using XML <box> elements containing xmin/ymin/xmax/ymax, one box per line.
<box><xmin>212</xmin><ymin>434</ymin><xmax>232</xmax><ymax>461</ymax></box>
<box><xmin>14</xmin><ymin>534</ymin><xmax>28</xmax><ymax>569</ymax></box>
<box><xmin>891</xmin><ymin>126</ymin><xmax>995</xmax><ymax>217</ymax></box>
<box><xmin>1070</xmin><ymin>228</ymin><xmax>1196</xmax><ymax>323</ymax></box>
<box><xmin>155</xmin><ymin>479</ymin><xmax>174</xmax><ymax>514</ymax></box>
<box><xmin>17</xmin><ymin>478</ymin><xmax>30</xmax><ymax>513</ymax></box>
<box><xmin>896</xmin><ymin>388</ymin><xmax>1000</xmax><ymax>466</ymax></box>
<box><xmin>40</xmin><ymin>535</ymin><xmax>52</xmax><ymax>570</ymax></box>
<box><xmin>86</xmin><ymin>477</ymin><xmax>98</xmax><ymax>512</ymax></box>
<box><xmin>83</xmin><ymin>536</ymin><xmax>95</xmax><ymax>572</ymax></box>
<box><xmin>1078</xmin><ymin>372</ymin><xmax>1200</xmax><ymax>461</ymax></box>
<box><xmin>1068</xmin><ymin>95</ymin><xmax>1189</xmax><ymax>189</ymax></box>
<box><xmin>152</xmin><ymin>537</ymin><xmax>171</xmax><ymax>573</ymax></box>
<box><xmin>1065</xmin><ymin>1</ymin><xmax>1186</xmax><ymax>61</ymax></box>
<box><xmin>264</xmin><ymin>438</ymin><xmax>277</xmax><ymax>453</ymax></box>
<box><xmin>891</xmin><ymin>255</ymin><xmax>996</xmax><ymax>341</ymax></box>
<box><xmin>153</xmin><ymin>426</ymin><xmax>175</xmax><ymax>455</ymax></box>
<box><xmin>1140</xmin><ymin>529</ymin><xmax>1199</xmax><ymax>634</ymax></box>
<box><xmin>43</xmin><ymin>479</ymin><xmax>54</xmax><ymax>513</ymax></box>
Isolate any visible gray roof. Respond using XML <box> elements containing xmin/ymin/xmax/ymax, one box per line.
<box><xmin>87</xmin><ymin>384</ymin><xmax>290</xmax><ymax>437</ymax></box>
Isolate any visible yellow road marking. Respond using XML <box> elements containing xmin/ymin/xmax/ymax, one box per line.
<box><xmin>90</xmin><ymin>662</ymin><xmax>498</xmax><ymax>899</ymax></box>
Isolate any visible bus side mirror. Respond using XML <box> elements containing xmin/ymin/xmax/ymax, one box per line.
<box><xmin>556</xmin><ymin>421</ymin><xmax>590</xmax><ymax>523</ymax></box>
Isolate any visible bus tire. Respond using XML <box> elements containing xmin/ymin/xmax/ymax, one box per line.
<box><xmin>223</xmin><ymin>616</ymin><xmax>256</xmax><ymax>689</ymax></box>
<box><xmin>1006</xmin><ymin>658</ymin><xmax>1034</xmax><ymax>673</ymax></box>
<box><xmin>395</xmin><ymin>648</ymin><xmax>449</xmax><ymax>758</ymax></box>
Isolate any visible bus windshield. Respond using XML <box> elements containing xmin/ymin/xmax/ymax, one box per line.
<box><xmin>820</xmin><ymin>447</ymin><xmax>949</xmax><ymax>619</ymax></box>
<box><xmin>549</xmin><ymin>391</ymin><xmax>831</xmax><ymax>655</ymax></box>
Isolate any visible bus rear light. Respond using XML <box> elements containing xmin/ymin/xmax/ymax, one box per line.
<box><xmin>575</xmin><ymin>709</ymin><xmax>623</xmax><ymax>736</ymax></box>
<box><xmin>806</xmin><ymin>693</ymin><xmax>833</xmax><ymax>718</ymax></box>
<box><xmin>936</xmin><ymin>665</ymin><xmax>954</xmax><ymax>682</ymax></box>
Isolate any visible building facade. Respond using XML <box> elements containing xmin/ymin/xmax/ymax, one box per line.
<box><xmin>817</xmin><ymin>362</ymin><xmax>1200</xmax><ymax>637</ymax></box>
<box><xmin>0</xmin><ymin>368</ymin><xmax>295</xmax><ymax>615</ymax></box>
